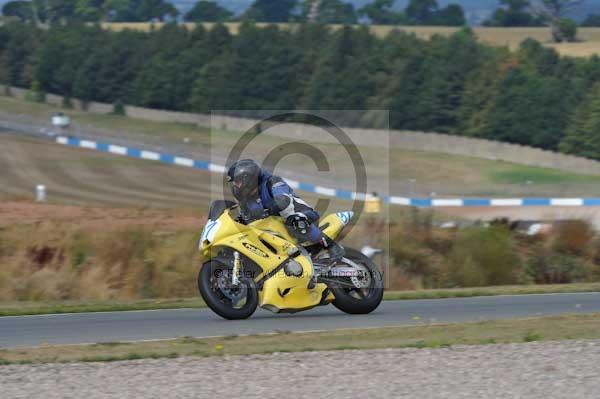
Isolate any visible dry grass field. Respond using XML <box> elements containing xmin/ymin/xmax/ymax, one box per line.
<box><xmin>101</xmin><ymin>23</ymin><xmax>600</xmax><ymax>57</ymax></box>
<box><xmin>0</xmin><ymin>134</ymin><xmax>213</xmax><ymax>208</ymax></box>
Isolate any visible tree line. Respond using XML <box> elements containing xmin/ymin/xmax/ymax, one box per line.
<box><xmin>3</xmin><ymin>0</ymin><xmax>598</xmax><ymax>43</ymax></box>
<box><xmin>1</xmin><ymin>21</ymin><xmax>600</xmax><ymax>159</ymax></box>
<box><xmin>0</xmin><ymin>0</ymin><xmax>468</xmax><ymax>26</ymax></box>
<box><xmin>0</xmin><ymin>0</ymin><xmax>179</xmax><ymax>23</ymax></box>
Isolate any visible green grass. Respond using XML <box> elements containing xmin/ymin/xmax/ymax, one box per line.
<box><xmin>2</xmin><ymin>283</ymin><xmax>599</xmax><ymax>317</ymax></box>
<box><xmin>383</xmin><ymin>283</ymin><xmax>600</xmax><ymax>300</ymax></box>
<box><xmin>1</xmin><ymin>313</ymin><xmax>599</xmax><ymax>364</ymax></box>
<box><xmin>488</xmin><ymin>164</ymin><xmax>600</xmax><ymax>185</ymax></box>
<box><xmin>0</xmin><ymin>298</ymin><xmax>205</xmax><ymax>317</ymax></box>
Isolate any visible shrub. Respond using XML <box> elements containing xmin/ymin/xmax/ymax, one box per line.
<box><xmin>62</xmin><ymin>95</ymin><xmax>73</xmax><ymax>109</ymax></box>
<box><xmin>26</xmin><ymin>80</ymin><xmax>46</xmax><ymax>103</ymax></box>
<box><xmin>526</xmin><ymin>248</ymin><xmax>588</xmax><ymax>284</ymax></box>
<box><xmin>445</xmin><ymin>254</ymin><xmax>487</xmax><ymax>287</ymax></box>
<box><xmin>393</xmin><ymin>241</ymin><xmax>432</xmax><ymax>276</ymax></box>
<box><xmin>389</xmin><ymin>223</ymin><xmax>447</xmax><ymax>288</ymax></box>
<box><xmin>112</xmin><ymin>100</ymin><xmax>126</xmax><ymax>116</ymax></box>
<box><xmin>69</xmin><ymin>232</ymin><xmax>90</xmax><ymax>268</ymax></box>
<box><xmin>444</xmin><ymin>226</ymin><xmax>520</xmax><ymax>287</ymax></box>
<box><xmin>524</xmin><ymin>332</ymin><xmax>543</xmax><ymax>342</ymax></box>
<box><xmin>557</xmin><ymin>18</ymin><xmax>578</xmax><ymax>43</ymax></box>
<box><xmin>552</xmin><ymin>220</ymin><xmax>594</xmax><ymax>256</ymax></box>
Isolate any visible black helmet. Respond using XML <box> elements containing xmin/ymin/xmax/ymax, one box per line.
<box><xmin>227</xmin><ymin>159</ymin><xmax>261</xmax><ymax>201</ymax></box>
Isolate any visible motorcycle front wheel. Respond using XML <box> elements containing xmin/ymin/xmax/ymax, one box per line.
<box><xmin>198</xmin><ymin>260</ymin><xmax>258</xmax><ymax>320</ymax></box>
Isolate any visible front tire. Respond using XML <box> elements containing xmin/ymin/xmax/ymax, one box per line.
<box><xmin>198</xmin><ymin>260</ymin><xmax>258</xmax><ymax>320</ymax></box>
<box><xmin>330</xmin><ymin>248</ymin><xmax>384</xmax><ymax>314</ymax></box>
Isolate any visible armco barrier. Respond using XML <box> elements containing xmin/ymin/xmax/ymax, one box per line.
<box><xmin>55</xmin><ymin>135</ymin><xmax>600</xmax><ymax>208</ymax></box>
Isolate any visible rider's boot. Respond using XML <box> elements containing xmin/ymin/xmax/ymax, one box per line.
<box><xmin>308</xmin><ymin>236</ymin><xmax>344</xmax><ymax>290</ymax></box>
<box><xmin>321</xmin><ymin>235</ymin><xmax>345</xmax><ymax>263</ymax></box>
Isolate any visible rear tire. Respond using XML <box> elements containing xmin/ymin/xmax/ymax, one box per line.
<box><xmin>330</xmin><ymin>248</ymin><xmax>383</xmax><ymax>315</ymax></box>
<box><xmin>198</xmin><ymin>260</ymin><xmax>258</xmax><ymax>320</ymax></box>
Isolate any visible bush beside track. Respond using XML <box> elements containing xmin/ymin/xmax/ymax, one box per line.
<box><xmin>1</xmin><ymin>196</ymin><xmax>600</xmax><ymax>309</ymax></box>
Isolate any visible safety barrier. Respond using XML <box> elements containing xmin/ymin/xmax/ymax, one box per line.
<box><xmin>55</xmin><ymin>135</ymin><xmax>600</xmax><ymax>207</ymax></box>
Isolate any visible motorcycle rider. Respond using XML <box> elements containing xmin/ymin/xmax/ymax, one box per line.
<box><xmin>226</xmin><ymin>159</ymin><xmax>345</xmax><ymax>262</ymax></box>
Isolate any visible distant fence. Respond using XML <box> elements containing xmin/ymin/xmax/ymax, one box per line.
<box><xmin>3</xmin><ymin>84</ymin><xmax>600</xmax><ymax>175</ymax></box>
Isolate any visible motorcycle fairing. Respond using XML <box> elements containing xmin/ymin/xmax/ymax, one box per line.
<box><xmin>200</xmin><ymin>207</ymin><xmax>350</xmax><ymax>312</ymax></box>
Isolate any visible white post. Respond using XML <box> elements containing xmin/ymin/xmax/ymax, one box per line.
<box><xmin>36</xmin><ymin>185</ymin><xmax>46</xmax><ymax>202</ymax></box>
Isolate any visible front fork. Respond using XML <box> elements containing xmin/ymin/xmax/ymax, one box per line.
<box><xmin>232</xmin><ymin>251</ymin><xmax>241</xmax><ymax>286</ymax></box>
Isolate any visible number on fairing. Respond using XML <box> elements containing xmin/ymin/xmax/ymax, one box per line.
<box><xmin>199</xmin><ymin>219</ymin><xmax>221</xmax><ymax>248</ymax></box>
<box><xmin>336</xmin><ymin>211</ymin><xmax>353</xmax><ymax>225</ymax></box>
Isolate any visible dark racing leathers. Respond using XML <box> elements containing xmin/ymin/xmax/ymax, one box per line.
<box><xmin>238</xmin><ymin>172</ymin><xmax>345</xmax><ymax>283</ymax></box>
<box><xmin>238</xmin><ymin>170</ymin><xmax>324</xmax><ymax>244</ymax></box>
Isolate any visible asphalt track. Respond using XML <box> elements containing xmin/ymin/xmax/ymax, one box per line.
<box><xmin>1</xmin><ymin>293</ymin><xmax>600</xmax><ymax>348</ymax></box>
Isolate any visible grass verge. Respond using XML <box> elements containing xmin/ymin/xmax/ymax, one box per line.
<box><xmin>383</xmin><ymin>283</ymin><xmax>600</xmax><ymax>300</ymax></box>
<box><xmin>1</xmin><ymin>313</ymin><xmax>599</xmax><ymax>365</ymax></box>
<box><xmin>1</xmin><ymin>283</ymin><xmax>599</xmax><ymax>317</ymax></box>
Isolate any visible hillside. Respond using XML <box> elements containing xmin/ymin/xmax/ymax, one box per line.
<box><xmin>3</xmin><ymin>95</ymin><xmax>600</xmax><ymax>201</ymax></box>
<box><xmin>7</xmin><ymin>21</ymin><xmax>600</xmax><ymax>160</ymax></box>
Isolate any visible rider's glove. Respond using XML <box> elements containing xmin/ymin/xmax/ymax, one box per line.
<box><xmin>241</xmin><ymin>201</ymin><xmax>268</xmax><ymax>222</ymax></box>
<box><xmin>286</xmin><ymin>214</ymin><xmax>309</xmax><ymax>236</ymax></box>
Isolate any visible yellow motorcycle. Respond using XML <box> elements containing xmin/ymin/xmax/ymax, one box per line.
<box><xmin>198</xmin><ymin>200</ymin><xmax>383</xmax><ymax>319</ymax></box>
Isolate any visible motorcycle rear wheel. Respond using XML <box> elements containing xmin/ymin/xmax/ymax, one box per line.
<box><xmin>198</xmin><ymin>260</ymin><xmax>258</xmax><ymax>320</ymax></box>
<box><xmin>330</xmin><ymin>248</ymin><xmax>384</xmax><ymax>315</ymax></box>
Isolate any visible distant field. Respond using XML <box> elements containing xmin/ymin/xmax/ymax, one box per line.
<box><xmin>3</xmin><ymin>95</ymin><xmax>600</xmax><ymax>199</ymax></box>
<box><xmin>102</xmin><ymin>23</ymin><xmax>600</xmax><ymax>57</ymax></box>
<box><xmin>0</xmin><ymin>134</ymin><xmax>212</xmax><ymax>208</ymax></box>
<box><xmin>0</xmin><ymin>132</ymin><xmax>352</xmax><ymax>213</ymax></box>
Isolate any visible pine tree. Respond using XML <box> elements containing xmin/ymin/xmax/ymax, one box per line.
<box><xmin>358</xmin><ymin>0</ymin><xmax>401</xmax><ymax>25</ymax></box>
<box><xmin>184</xmin><ymin>1</ymin><xmax>233</xmax><ymax>22</ymax></box>
<box><xmin>243</xmin><ymin>0</ymin><xmax>297</xmax><ymax>22</ymax></box>
<box><xmin>190</xmin><ymin>52</ymin><xmax>236</xmax><ymax>113</ymax></box>
<box><xmin>309</xmin><ymin>0</ymin><xmax>358</xmax><ymax>24</ymax></box>
<box><xmin>476</xmin><ymin>68</ymin><xmax>568</xmax><ymax>149</ymax></box>
<box><xmin>483</xmin><ymin>0</ymin><xmax>544</xmax><ymax>27</ymax></box>
<box><xmin>302</xmin><ymin>26</ymin><xmax>375</xmax><ymax>112</ymax></box>
<box><xmin>405</xmin><ymin>0</ymin><xmax>438</xmax><ymax>25</ymax></box>
<box><xmin>2</xmin><ymin>1</ymin><xmax>35</xmax><ymax>22</ymax></box>
<box><xmin>560</xmin><ymin>83</ymin><xmax>600</xmax><ymax>160</ymax></box>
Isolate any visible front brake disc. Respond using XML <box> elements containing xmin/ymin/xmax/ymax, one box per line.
<box><xmin>217</xmin><ymin>271</ymin><xmax>248</xmax><ymax>305</ymax></box>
